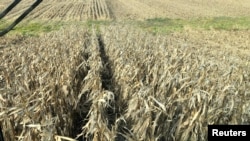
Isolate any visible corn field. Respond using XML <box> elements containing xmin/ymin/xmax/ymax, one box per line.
<box><xmin>0</xmin><ymin>25</ymin><xmax>249</xmax><ymax>141</ymax></box>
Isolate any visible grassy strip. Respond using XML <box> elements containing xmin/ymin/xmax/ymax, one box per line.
<box><xmin>11</xmin><ymin>21</ymin><xmax>64</xmax><ymax>36</ymax></box>
<box><xmin>136</xmin><ymin>16</ymin><xmax>250</xmax><ymax>34</ymax></box>
<box><xmin>0</xmin><ymin>20</ymin><xmax>112</xmax><ymax>36</ymax></box>
<box><xmin>1</xmin><ymin>16</ymin><xmax>249</xmax><ymax>36</ymax></box>
<box><xmin>85</xmin><ymin>20</ymin><xmax>113</xmax><ymax>33</ymax></box>
<box><xmin>0</xmin><ymin>20</ymin><xmax>64</xmax><ymax>36</ymax></box>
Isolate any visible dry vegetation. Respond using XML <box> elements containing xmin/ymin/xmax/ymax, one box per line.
<box><xmin>84</xmin><ymin>0</ymin><xmax>111</xmax><ymax>19</ymax></box>
<box><xmin>0</xmin><ymin>0</ymin><xmax>111</xmax><ymax>21</ymax></box>
<box><xmin>0</xmin><ymin>27</ymin><xmax>89</xmax><ymax>141</ymax></box>
<box><xmin>2</xmin><ymin>0</ymin><xmax>250</xmax><ymax>21</ymax></box>
<box><xmin>109</xmin><ymin>0</ymin><xmax>250</xmax><ymax>20</ymax></box>
<box><xmin>1</xmin><ymin>0</ymin><xmax>250</xmax><ymax>141</ymax></box>
<box><xmin>0</xmin><ymin>25</ymin><xmax>250</xmax><ymax>141</ymax></box>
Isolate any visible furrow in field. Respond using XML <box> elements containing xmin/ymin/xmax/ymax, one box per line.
<box><xmin>103</xmin><ymin>0</ymin><xmax>110</xmax><ymax>18</ymax></box>
<box><xmin>27</xmin><ymin>4</ymin><xmax>53</xmax><ymax>20</ymax></box>
<box><xmin>99</xmin><ymin>0</ymin><xmax>110</xmax><ymax>19</ymax></box>
<box><xmin>84</xmin><ymin>0</ymin><xmax>110</xmax><ymax>20</ymax></box>
<box><xmin>90</xmin><ymin>0</ymin><xmax>95</xmax><ymax>19</ymax></box>
<box><xmin>61</xmin><ymin>3</ymin><xmax>73</xmax><ymax>20</ymax></box>
<box><xmin>78</xmin><ymin>3</ymin><xmax>86</xmax><ymax>20</ymax></box>
<box><xmin>96</xmin><ymin>0</ymin><xmax>102</xmax><ymax>19</ymax></box>
<box><xmin>93</xmin><ymin>0</ymin><xmax>97</xmax><ymax>19</ymax></box>
<box><xmin>0</xmin><ymin>0</ymin><xmax>111</xmax><ymax>21</ymax></box>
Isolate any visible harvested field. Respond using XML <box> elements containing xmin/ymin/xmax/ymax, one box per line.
<box><xmin>0</xmin><ymin>0</ymin><xmax>110</xmax><ymax>21</ymax></box>
<box><xmin>85</xmin><ymin>0</ymin><xmax>111</xmax><ymax>19</ymax></box>
<box><xmin>109</xmin><ymin>0</ymin><xmax>250</xmax><ymax>19</ymax></box>
<box><xmin>0</xmin><ymin>25</ymin><xmax>250</xmax><ymax>140</ymax></box>
<box><xmin>1</xmin><ymin>0</ymin><xmax>250</xmax><ymax>21</ymax></box>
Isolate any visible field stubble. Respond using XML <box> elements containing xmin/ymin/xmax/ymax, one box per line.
<box><xmin>2</xmin><ymin>0</ymin><xmax>250</xmax><ymax>21</ymax></box>
<box><xmin>0</xmin><ymin>0</ymin><xmax>111</xmax><ymax>21</ymax></box>
<box><xmin>0</xmin><ymin>25</ymin><xmax>249</xmax><ymax>141</ymax></box>
<box><xmin>109</xmin><ymin>0</ymin><xmax>250</xmax><ymax>19</ymax></box>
